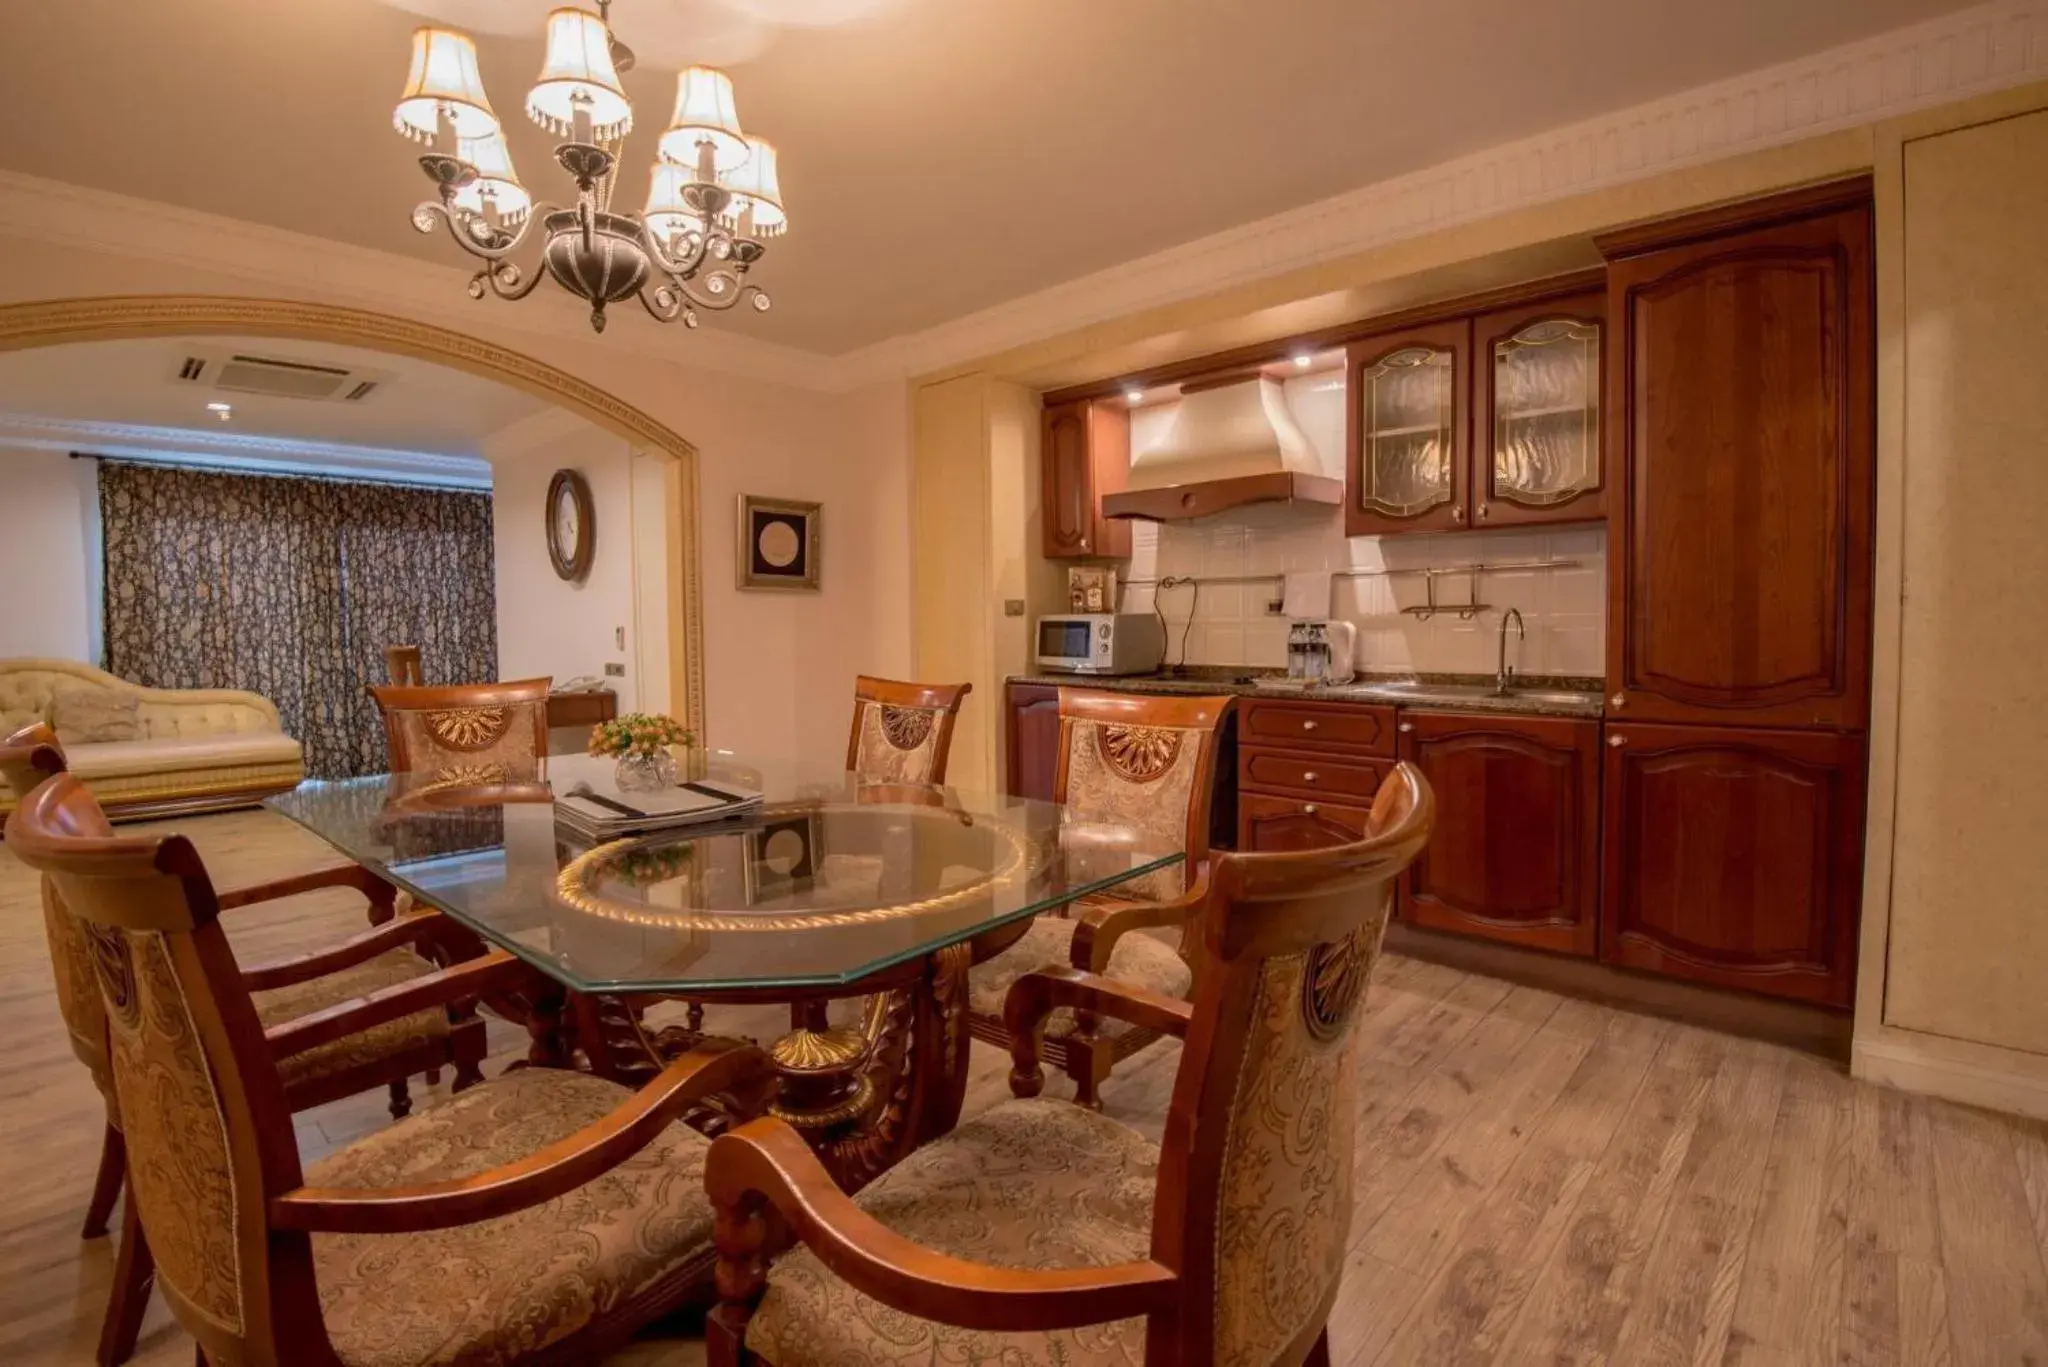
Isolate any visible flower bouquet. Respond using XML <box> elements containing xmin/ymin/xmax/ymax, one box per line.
<box><xmin>588</xmin><ymin>713</ymin><xmax>694</xmax><ymax>792</ymax></box>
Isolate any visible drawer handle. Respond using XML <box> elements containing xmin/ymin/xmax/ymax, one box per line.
<box><xmin>1607</xmin><ymin>734</ymin><xmax>1627</xmax><ymax>747</ymax></box>
<box><xmin>1302</xmin><ymin>720</ymin><xmax>1318</xmax><ymax>731</ymax></box>
<box><xmin>1610</xmin><ymin>693</ymin><xmax>1625</xmax><ymax>709</ymax></box>
<box><xmin>1398</xmin><ymin>722</ymin><xmax>1414</xmax><ymax>733</ymax></box>
<box><xmin>1301</xmin><ymin>771</ymin><xmax>1318</xmax><ymax>784</ymax></box>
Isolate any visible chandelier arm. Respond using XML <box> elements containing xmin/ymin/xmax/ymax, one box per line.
<box><xmin>411</xmin><ymin>198</ymin><xmax>568</xmax><ymax>264</ymax></box>
<box><xmin>664</xmin><ymin>268</ymin><xmax>765</xmax><ymax>313</ymax></box>
<box><xmin>635</xmin><ymin>281</ymin><xmax>691</xmax><ymax>325</ymax></box>
<box><xmin>474</xmin><ymin>261</ymin><xmax>550</xmax><ymax>304</ymax></box>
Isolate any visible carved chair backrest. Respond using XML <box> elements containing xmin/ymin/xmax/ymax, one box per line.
<box><xmin>845</xmin><ymin>676</ymin><xmax>972</xmax><ymax>783</ymax></box>
<box><xmin>383</xmin><ymin>644</ymin><xmax>424</xmax><ymax>686</ymax></box>
<box><xmin>1052</xmin><ymin>690</ymin><xmax>1231</xmax><ymax>895</ymax></box>
<box><xmin>367</xmin><ymin>677</ymin><xmax>552</xmax><ymax>775</ymax></box>
<box><xmin>4</xmin><ymin>773</ymin><xmax>330</xmax><ymax>1367</ymax></box>
<box><xmin>0</xmin><ymin>724</ymin><xmax>115</xmax><ymax>1106</ymax></box>
<box><xmin>1147</xmin><ymin>764</ymin><xmax>1433</xmax><ymax>1365</ymax></box>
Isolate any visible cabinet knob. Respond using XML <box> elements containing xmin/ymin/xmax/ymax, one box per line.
<box><xmin>1303</xmin><ymin>804</ymin><xmax>1319</xmax><ymax>816</ymax></box>
<box><xmin>1398</xmin><ymin>722</ymin><xmax>1414</xmax><ymax>733</ymax></box>
<box><xmin>1609</xmin><ymin>693</ymin><xmax>1626</xmax><ymax>709</ymax></box>
<box><xmin>1302</xmin><ymin>771</ymin><xmax>1318</xmax><ymax>784</ymax></box>
<box><xmin>1302</xmin><ymin>719</ymin><xmax>1319</xmax><ymax>731</ymax></box>
<box><xmin>1079</xmin><ymin>538</ymin><xmax>1089</xmax><ymax>550</ymax></box>
<box><xmin>1607</xmin><ymin>734</ymin><xmax>1627</xmax><ymax>747</ymax></box>
<box><xmin>1478</xmin><ymin>502</ymin><xmax>1491</xmax><ymax>519</ymax></box>
<box><xmin>1452</xmin><ymin>505</ymin><xmax>1467</xmax><ymax>524</ymax></box>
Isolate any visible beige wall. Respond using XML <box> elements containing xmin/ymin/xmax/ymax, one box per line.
<box><xmin>0</xmin><ymin>233</ymin><xmax>914</xmax><ymax>761</ymax></box>
<box><xmin>1872</xmin><ymin>101</ymin><xmax>2048</xmax><ymax>1058</ymax></box>
<box><xmin>0</xmin><ymin>446</ymin><xmax>96</xmax><ymax>660</ymax></box>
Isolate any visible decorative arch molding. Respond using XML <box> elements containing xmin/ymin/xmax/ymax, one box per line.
<box><xmin>0</xmin><ymin>293</ymin><xmax>706</xmax><ymax>733</ymax></box>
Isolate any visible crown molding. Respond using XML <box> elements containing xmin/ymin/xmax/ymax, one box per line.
<box><xmin>0</xmin><ymin>410</ymin><xmax>493</xmax><ymax>488</ymax></box>
<box><xmin>0</xmin><ymin>0</ymin><xmax>2040</xmax><ymax>396</ymax></box>
<box><xmin>0</xmin><ymin>170</ymin><xmax>843</xmax><ymax>392</ymax></box>
<box><xmin>830</xmin><ymin>0</ymin><xmax>2048</xmax><ymax>387</ymax></box>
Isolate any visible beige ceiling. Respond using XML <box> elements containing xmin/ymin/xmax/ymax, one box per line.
<box><xmin>0</xmin><ymin>0</ymin><xmax>1981</xmax><ymax>354</ymax></box>
<box><xmin>0</xmin><ymin>336</ymin><xmax>552</xmax><ymax>456</ymax></box>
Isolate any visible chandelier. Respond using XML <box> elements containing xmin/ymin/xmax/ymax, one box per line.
<box><xmin>393</xmin><ymin>1</ymin><xmax>785</xmax><ymax>333</ymax></box>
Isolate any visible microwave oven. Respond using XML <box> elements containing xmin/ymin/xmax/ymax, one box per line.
<box><xmin>1035</xmin><ymin>613</ymin><xmax>1166</xmax><ymax>676</ymax></box>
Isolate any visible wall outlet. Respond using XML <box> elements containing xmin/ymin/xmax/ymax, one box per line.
<box><xmin>1265</xmin><ymin>598</ymin><xmax>1286</xmax><ymax>616</ymax></box>
<box><xmin>1004</xmin><ymin>599</ymin><xmax>1027</xmax><ymax>617</ymax></box>
<box><xmin>603</xmin><ymin>662</ymin><xmax>626</xmax><ymax>677</ymax></box>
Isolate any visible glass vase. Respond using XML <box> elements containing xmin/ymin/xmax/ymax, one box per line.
<box><xmin>614</xmin><ymin>749</ymin><xmax>678</xmax><ymax>793</ymax></box>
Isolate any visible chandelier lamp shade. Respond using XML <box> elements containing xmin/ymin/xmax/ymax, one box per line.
<box><xmin>394</xmin><ymin>1</ymin><xmax>785</xmax><ymax>333</ymax></box>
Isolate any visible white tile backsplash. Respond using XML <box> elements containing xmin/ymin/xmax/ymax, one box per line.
<box><xmin>1118</xmin><ymin>388</ymin><xmax>1605</xmax><ymax>677</ymax></box>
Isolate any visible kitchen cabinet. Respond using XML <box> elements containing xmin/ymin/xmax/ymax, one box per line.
<box><xmin>1344</xmin><ymin>319</ymin><xmax>1471</xmax><ymax>537</ymax></box>
<box><xmin>1235</xmin><ymin>697</ymin><xmax>1397</xmax><ymax>851</ymax></box>
<box><xmin>1004</xmin><ymin>683</ymin><xmax>1062</xmax><ymax>801</ymax></box>
<box><xmin>1601</xmin><ymin>721</ymin><xmax>1864</xmax><ymax>1007</ymax></box>
<box><xmin>1601</xmin><ymin>193</ymin><xmax>1875</xmax><ymax>729</ymax></box>
<box><xmin>1473</xmin><ymin>290</ymin><xmax>1607</xmax><ymax>527</ymax></box>
<box><xmin>1397</xmin><ymin>712</ymin><xmax>1601</xmax><ymax>956</ymax></box>
<box><xmin>1040</xmin><ymin>398</ymin><xmax>1132</xmax><ymax>561</ymax></box>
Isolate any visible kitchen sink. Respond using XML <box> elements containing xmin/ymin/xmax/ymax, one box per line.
<box><xmin>1344</xmin><ymin>681</ymin><xmax>1601</xmax><ymax>708</ymax></box>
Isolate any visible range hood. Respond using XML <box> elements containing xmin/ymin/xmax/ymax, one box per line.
<box><xmin>1101</xmin><ymin>375</ymin><xmax>1342</xmax><ymax>521</ymax></box>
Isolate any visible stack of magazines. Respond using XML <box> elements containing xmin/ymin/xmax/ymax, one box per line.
<box><xmin>553</xmin><ymin>761</ymin><xmax>763</xmax><ymax>841</ymax></box>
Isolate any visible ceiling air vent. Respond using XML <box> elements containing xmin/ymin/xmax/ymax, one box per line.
<box><xmin>170</xmin><ymin>349</ymin><xmax>394</xmax><ymax>403</ymax></box>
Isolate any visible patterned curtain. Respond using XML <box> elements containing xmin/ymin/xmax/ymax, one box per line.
<box><xmin>98</xmin><ymin>461</ymin><xmax>497</xmax><ymax>778</ymax></box>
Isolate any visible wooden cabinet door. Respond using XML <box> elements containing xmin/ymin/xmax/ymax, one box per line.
<box><xmin>1606</xmin><ymin>204</ymin><xmax>1875</xmax><ymax>728</ymax></box>
<box><xmin>1004</xmin><ymin>684</ymin><xmax>1062</xmax><ymax>800</ymax></box>
<box><xmin>1600</xmin><ymin>721</ymin><xmax>1864</xmax><ymax>1007</ymax></box>
<box><xmin>1473</xmin><ymin>290</ymin><xmax>1607</xmax><ymax>528</ymax></box>
<box><xmin>1039</xmin><ymin>400</ymin><xmax>1131</xmax><ymax>560</ymax></box>
<box><xmin>1238</xmin><ymin>793</ymin><xmax>1373</xmax><ymax>852</ymax></box>
<box><xmin>1397</xmin><ymin>712</ymin><xmax>1600</xmax><ymax>955</ymax></box>
<box><xmin>1345</xmin><ymin>319</ymin><xmax>1472</xmax><ymax>537</ymax></box>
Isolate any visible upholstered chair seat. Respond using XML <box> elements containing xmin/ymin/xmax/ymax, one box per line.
<box><xmin>308</xmin><ymin>1069</ymin><xmax>716</xmax><ymax>1367</ymax></box>
<box><xmin>257</xmin><ymin>947</ymin><xmax>451</xmax><ymax>1088</ymax></box>
<box><xmin>966</xmin><ymin>916</ymin><xmax>1191</xmax><ymax>1037</ymax></box>
<box><xmin>744</xmin><ymin>1099</ymin><xmax>1156</xmax><ymax>1367</ymax></box>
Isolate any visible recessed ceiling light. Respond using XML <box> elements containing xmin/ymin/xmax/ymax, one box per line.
<box><xmin>207</xmin><ymin>401</ymin><xmax>233</xmax><ymax>421</ymax></box>
<box><xmin>1123</xmin><ymin>386</ymin><xmax>1144</xmax><ymax>405</ymax></box>
<box><xmin>1291</xmin><ymin>350</ymin><xmax>1314</xmax><ymax>369</ymax></box>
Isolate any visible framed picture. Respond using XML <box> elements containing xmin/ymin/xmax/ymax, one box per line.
<box><xmin>737</xmin><ymin>494</ymin><xmax>821</xmax><ymax>591</ymax></box>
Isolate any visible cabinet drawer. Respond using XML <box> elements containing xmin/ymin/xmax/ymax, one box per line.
<box><xmin>1238</xmin><ymin>699</ymin><xmax>1396</xmax><ymax>755</ymax></box>
<box><xmin>1239</xmin><ymin>748</ymin><xmax>1387</xmax><ymax>802</ymax></box>
<box><xmin>1237</xmin><ymin>793</ymin><xmax>1376</xmax><ymax>852</ymax></box>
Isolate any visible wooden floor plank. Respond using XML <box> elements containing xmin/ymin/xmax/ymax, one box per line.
<box><xmin>7</xmin><ymin>809</ymin><xmax>2048</xmax><ymax>1366</ymax></box>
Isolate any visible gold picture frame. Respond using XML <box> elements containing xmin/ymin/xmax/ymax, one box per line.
<box><xmin>737</xmin><ymin>494</ymin><xmax>821</xmax><ymax>591</ymax></box>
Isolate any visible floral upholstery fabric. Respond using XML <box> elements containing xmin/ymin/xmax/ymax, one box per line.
<box><xmin>849</xmin><ymin>701</ymin><xmax>945</xmax><ymax>783</ymax></box>
<box><xmin>1059</xmin><ymin>719</ymin><xmax>1205</xmax><ymax>903</ymax></box>
<box><xmin>747</xmin><ymin>1099</ymin><xmax>1154</xmax><ymax>1367</ymax></box>
<box><xmin>40</xmin><ymin>887</ymin><xmax>115</xmax><ymax>1107</ymax></box>
<box><xmin>307</xmin><ymin>1069</ymin><xmax>716</xmax><ymax>1367</ymax></box>
<box><xmin>1213</xmin><ymin>915</ymin><xmax>1389</xmax><ymax>1363</ymax></box>
<box><xmin>385</xmin><ymin>703</ymin><xmax>544</xmax><ymax>777</ymax></box>
<box><xmin>968</xmin><ymin>919</ymin><xmax>1190</xmax><ymax>1037</ymax></box>
<box><xmin>101</xmin><ymin>928</ymin><xmax>247</xmax><ymax>1334</ymax></box>
<box><xmin>255</xmin><ymin>947</ymin><xmax>449</xmax><ymax>1086</ymax></box>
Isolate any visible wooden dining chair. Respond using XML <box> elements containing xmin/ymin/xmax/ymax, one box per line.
<box><xmin>383</xmin><ymin>643</ymin><xmax>425</xmax><ymax>686</ymax></box>
<box><xmin>367</xmin><ymin>677</ymin><xmax>552</xmax><ymax>774</ymax></box>
<box><xmin>704</xmin><ymin>764</ymin><xmax>1434</xmax><ymax>1367</ymax></box>
<box><xmin>845</xmin><ymin>675</ymin><xmax>972</xmax><ymax>782</ymax></box>
<box><xmin>6</xmin><ymin>768</ymin><xmax>777</xmax><ymax>1367</ymax></box>
<box><xmin>966</xmin><ymin>689</ymin><xmax>1230</xmax><ymax>1107</ymax></box>
<box><xmin>1</xmin><ymin>724</ymin><xmax>491</xmax><ymax>1366</ymax></box>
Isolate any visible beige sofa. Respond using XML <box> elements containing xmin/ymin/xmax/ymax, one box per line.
<box><xmin>0</xmin><ymin>658</ymin><xmax>304</xmax><ymax>820</ymax></box>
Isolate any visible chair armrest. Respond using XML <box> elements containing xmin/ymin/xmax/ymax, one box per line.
<box><xmin>240</xmin><ymin>911</ymin><xmax>447</xmax><ymax>992</ymax></box>
<box><xmin>263</xmin><ymin>950</ymin><xmax>522</xmax><ymax>1062</ymax></box>
<box><xmin>217</xmin><ymin>862</ymin><xmax>400</xmax><ymax>922</ymax></box>
<box><xmin>1068</xmin><ymin>861</ymin><xmax>1211</xmax><ymax>975</ymax></box>
<box><xmin>1004</xmin><ymin>967</ymin><xmax>1193</xmax><ymax>1097</ymax></box>
<box><xmin>706</xmin><ymin>1117</ymin><xmax>1177</xmax><ymax>1333</ymax></box>
<box><xmin>271</xmin><ymin>1040</ymin><xmax>771</xmax><ymax>1234</ymax></box>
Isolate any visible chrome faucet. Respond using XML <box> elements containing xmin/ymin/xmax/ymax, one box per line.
<box><xmin>1494</xmin><ymin>607</ymin><xmax>1525</xmax><ymax>696</ymax></box>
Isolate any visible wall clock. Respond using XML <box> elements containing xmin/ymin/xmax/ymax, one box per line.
<box><xmin>546</xmin><ymin>469</ymin><xmax>595</xmax><ymax>582</ymax></box>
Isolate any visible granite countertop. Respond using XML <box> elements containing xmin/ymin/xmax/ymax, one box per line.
<box><xmin>1007</xmin><ymin>669</ymin><xmax>1606</xmax><ymax>719</ymax></box>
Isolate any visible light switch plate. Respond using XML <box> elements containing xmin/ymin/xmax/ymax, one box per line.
<box><xmin>1003</xmin><ymin>599</ymin><xmax>1026</xmax><ymax>617</ymax></box>
<box><xmin>603</xmin><ymin>663</ymin><xmax>625</xmax><ymax>677</ymax></box>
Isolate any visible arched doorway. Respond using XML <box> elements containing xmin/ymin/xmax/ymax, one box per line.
<box><xmin>0</xmin><ymin>294</ymin><xmax>705</xmax><ymax>732</ymax></box>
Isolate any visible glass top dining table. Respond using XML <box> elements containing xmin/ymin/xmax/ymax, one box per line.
<box><xmin>267</xmin><ymin>748</ymin><xmax>1184</xmax><ymax>998</ymax></box>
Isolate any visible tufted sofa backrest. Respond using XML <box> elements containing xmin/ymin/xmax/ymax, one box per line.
<box><xmin>0</xmin><ymin>659</ymin><xmax>281</xmax><ymax>741</ymax></box>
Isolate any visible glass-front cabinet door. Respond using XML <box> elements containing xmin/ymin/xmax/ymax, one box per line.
<box><xmin>1474</xmin><ymin>291</ymin><xmax>1606</xmax><ymax>526</ymax></box>
<box><xmin>1345</xmin><ymin>319</ymin><xmax>1471</xmax><ymax>536</ymax></box>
